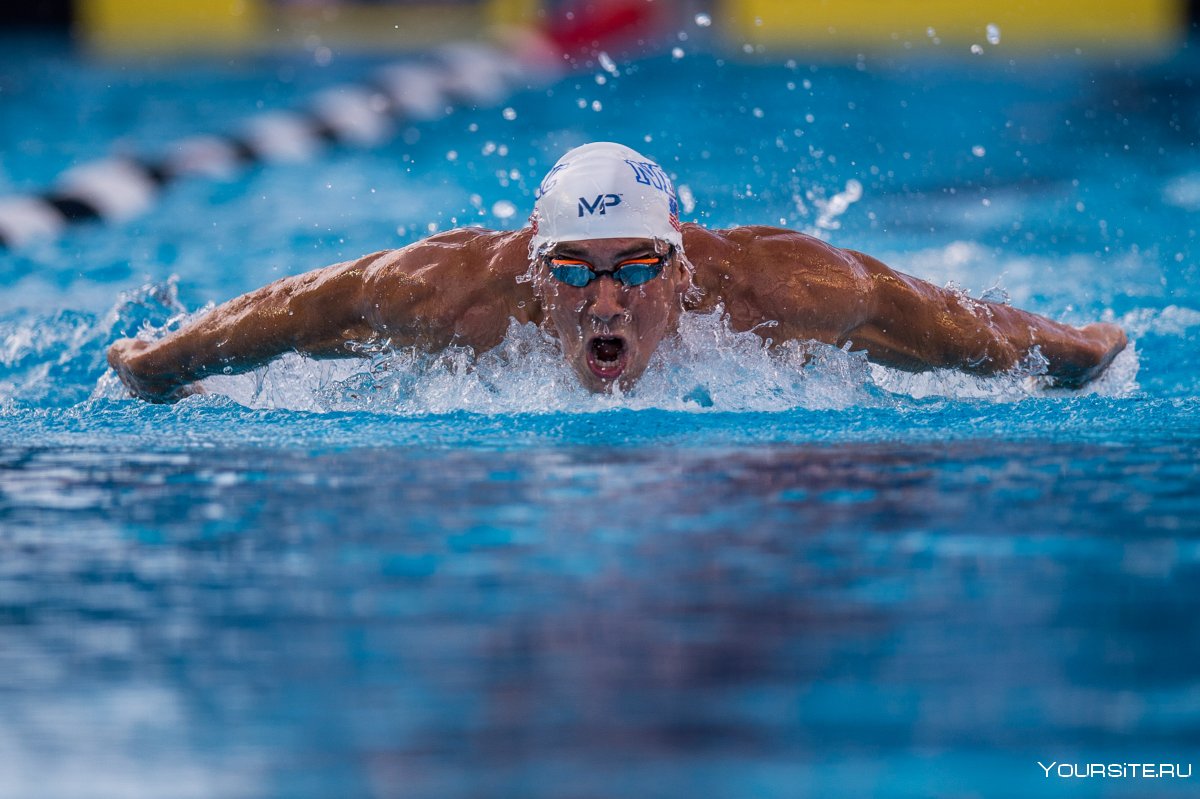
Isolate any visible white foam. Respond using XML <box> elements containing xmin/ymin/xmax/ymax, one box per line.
<box><xmin>163</xmin><ymin>304</ymin><xmax>1138</xmax><ymax>415</ymax></box>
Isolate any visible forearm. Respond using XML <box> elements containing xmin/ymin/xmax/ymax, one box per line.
<box><xmin>109</xmin><ymin>257</ymin><xmax>377</xmax><ymax>400</ymax></box>
<box><xmin>980</xmin><ymin>304</ymin><xmax>1126</xmax><ymax>386</ymax></box>
<box><xmin>850</xmin><ymin>256</ymin><xmax>1126</xmax><ymax>386</ymax></box>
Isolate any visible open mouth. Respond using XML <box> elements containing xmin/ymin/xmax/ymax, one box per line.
<box><xmin>586</xmin><ymin>336</ymin><xmax>628</xmax><ymax>380</ymax></box>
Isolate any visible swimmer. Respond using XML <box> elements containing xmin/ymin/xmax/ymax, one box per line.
<box><xmin>107</xmin><ymin>142</ymin><xmax>1127</xmax><ymax>402</ymax></box>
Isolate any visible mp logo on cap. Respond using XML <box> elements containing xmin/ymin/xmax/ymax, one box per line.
<box><xmin>577</xmin><ymin>194</ymin><xmax>622</xmax><ymax>217</ymax></box>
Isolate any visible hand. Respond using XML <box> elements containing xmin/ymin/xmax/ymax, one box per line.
<box><xmin>1050</xmin><ymin>323</ymin><xmax>1128</xmax><ymax>389</ymax></box>
<box><xmin>107</xmin><ymin>338</ymin><xmax>200</xmax><ymax>403</ymax></box>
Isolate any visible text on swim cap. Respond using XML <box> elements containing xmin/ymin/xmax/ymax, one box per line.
<box><xmin>578</xmin><ymin>194</ymin><xmax>622</xmax><ymax>216</ymax></box>
<box><xmin>624</xmin><ymin>160</ymin><xmax>673</xmax><ymax>194</ymax></box>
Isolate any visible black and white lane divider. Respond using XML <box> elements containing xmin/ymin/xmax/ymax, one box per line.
<box><xmin>0</xmin><ymin>37</ymin><xmax>561</xmax><ymax>250</ymax></box>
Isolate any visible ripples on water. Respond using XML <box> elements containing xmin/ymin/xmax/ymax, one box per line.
<box><xmin>2</xmin><ymin>38</ymin><xmax>1199</xmax><ymax>799</ymax></box>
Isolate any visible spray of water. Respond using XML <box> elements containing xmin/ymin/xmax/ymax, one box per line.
<box><xmin>85</xmin><ymin>299</ymin><xmax>1140</xmax><ymax>414</ymax></box>
<box><xmin>0</xmin><ymin>268</ymin><xmax>1157</xmax><ymax>413</ymax></box>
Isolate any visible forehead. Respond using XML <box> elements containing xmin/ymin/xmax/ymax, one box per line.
<box><xmin>547</xmin><ymin>237</ymin><xmax>661</xmax><ymax>260</ymax></box>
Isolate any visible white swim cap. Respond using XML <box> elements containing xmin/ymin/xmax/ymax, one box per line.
<box><xmin>529</xmin><ymin>142</ymin><xmax>683</xmax><ymax>254</ymax></box>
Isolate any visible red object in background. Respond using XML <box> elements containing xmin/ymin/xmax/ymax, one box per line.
<box><xmin>545</xmin><ymin>0</ymin><xmax>673</xmax><ymax>57</ymax></box>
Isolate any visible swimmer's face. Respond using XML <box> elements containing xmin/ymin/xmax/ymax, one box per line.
<box><xmin>537</xmin><ymin>237</ymin><xmax>689</xmax><ymax>392</ymax></box>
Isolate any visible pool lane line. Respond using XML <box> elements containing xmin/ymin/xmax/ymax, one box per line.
<box><xmin>0</xmin><ymin>36</ymin><xmax>561</xmax><ymax>251</ymax></box>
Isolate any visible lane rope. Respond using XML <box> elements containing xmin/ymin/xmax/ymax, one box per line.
<box><xmin>0</xmin><ymin>33</ymin><xmax>562</xmax><ymax>250</ymax></box>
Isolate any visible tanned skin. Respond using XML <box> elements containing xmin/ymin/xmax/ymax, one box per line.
<box><xmin>107</xmin><ymin>224</ymin><xmax>1127</xmax><ymax>402</ymax></box>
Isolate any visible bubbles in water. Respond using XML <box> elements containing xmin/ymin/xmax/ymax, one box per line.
<box><xmin>971</xmin><ymin>145</ymin><xmax>986</xmax><ymax>157</ymax></box>
<box><xmin>501</xmin><ymin>107</ymin><xmax>517</xmax><ymax>121</ymax></box>
<box><xmin>597</xmin><ymin>51</ymin><xmax>619</xmax><ymax>76</ymax></box>
<box><xmin>694</xmin><ymin>13</ymin><xmax>712</xmax><ymax>27</ymax></box>
<box><xmin>986</xmin><ymin>24</ymin><xmax>1001</xmax><ymax>45</ymax></box>
<box><xmin>970</xmin><ymin>44</ymin><xmax>984</xmax><ymax>55</ymax></box>
<box><xmin>671</xmin><ymin>47</ymin><xmax>685</xmax><ymax>60</ymax></box>
<box><xmin>491</xmin><ymin>200</ymin><xmax>517</xmax><ymax>219</ymax></box>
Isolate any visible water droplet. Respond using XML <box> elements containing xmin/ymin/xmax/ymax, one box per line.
<box><xmin>986</xmin><ymin>24</ymin><xmax>1001</xmax><ymax>45</ymax></box>
<box><xmin>597</xmin><ymin>51</ymin><xmax>619</xmax><ymax>76</ymax></box>
<box><xmin>671</xmin><ymin>47</ymin><xmax>685</xmax><ymax>60</ymax></box>
<box><xmin>694</xmin><ymin>13</ymin><xmax>711</xmax><ymax>27</ymax></box>
<box><xmin>591</xmin><ymin>100</ymin><xmax>602</xmax><ymax>112</ymax></box>
<box><xmin>970</xmin><ymin>44</ymin><xmax>984</xmax><ymax>55</ymax></box>
<box><xmin>502</xmin><ymin>107</ymin><xmax>517</xmax><ymax>121</ymax></box>
<box><xmin>492</xmin><ymin>200</ymin><xmax>516</xmax><ymax>219</ymax></box>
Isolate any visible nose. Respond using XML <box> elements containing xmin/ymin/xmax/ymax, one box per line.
<box><xmin>588</xmin><ymin>274</ymin><xmax>627</xmax><ymax>324</ymax></box>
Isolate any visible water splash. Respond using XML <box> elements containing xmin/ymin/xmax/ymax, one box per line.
<box><xmin>91</xmin><ymin>301</ymin><xmax>1140</xmax><ymax>415</ymax></box>
<box><xmin>1</xmin><ymin>279</ymin><xmax>190</xmax><ymax>408</ymax></box>
<box><xmin>805</xmin><ymin>179</ymin><xmax>863</xmax><ymax>235</ymax></box>
<box><xmin>2</xmin><ymin>272</ymin><xmax>1151</xmax><ymax>414</ymax></box>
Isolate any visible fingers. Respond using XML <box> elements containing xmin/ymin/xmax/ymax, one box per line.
<box><xmin>106</xmin><ymin>338</ymin><xmax>179</xmax><ymax>403</ymax></box>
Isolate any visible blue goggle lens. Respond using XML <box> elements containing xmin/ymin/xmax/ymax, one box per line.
<box><xmin>548</xmin><ymin>259</ymin><xmax>664</xmax><ymax>288</ymax></box>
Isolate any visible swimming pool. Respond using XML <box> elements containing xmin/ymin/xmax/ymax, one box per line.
<box><xmin>2</xmin><ymin>31</ymin><xmax>1199</xmax><ymax>798</ymax></box>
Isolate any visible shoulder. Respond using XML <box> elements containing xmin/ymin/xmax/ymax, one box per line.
<box><xmin>362</xmin><ymin>227</ymin><xmax>531</xmax><ymax>281</ymax></box>
<box><xmin>683</xmin><ymin>223</ymin><xmax>870</xmax><ymax>302</ymax></box>
<box><xmin>681</xmin><ymin>223</ymin><xmax>874</xmax><ymax>341</ymax></box>
<box><xmin>684</xmin><ymin>223</ymin><xmax>863</xmax><ymax>270</ymax></box>
<box><xmin>361</xmin><ymin>227</ymin><xmax>536</xmax><ymax>348</ymax></box>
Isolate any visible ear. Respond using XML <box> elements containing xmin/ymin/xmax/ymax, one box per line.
<box><xmin>671</xmin><ymin>254</ymin><xmax>692</xmax><ymax>295</ymax></box>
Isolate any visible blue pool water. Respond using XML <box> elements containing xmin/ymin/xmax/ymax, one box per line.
<box><xmin>2</xmin><ymin>32</ymin><xmax>1199</xmax><ymax>798</ymax></box>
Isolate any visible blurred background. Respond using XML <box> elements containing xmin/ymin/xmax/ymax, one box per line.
<box><xmin>3</xmin><ymin>0</ymin><xmax>1197</xmax><ymax>56</ymax></box>
<box><xmin>3</xmin><ymin>4</ymin><xmax>1200</xmax><ymax>799</ymax></box>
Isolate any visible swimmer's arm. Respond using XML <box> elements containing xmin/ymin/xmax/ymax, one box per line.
<box><xmin>107</xmin><ymin>253</ymin><xmax>388</xmax><ymax>402</ymax></box>
<box><xmin>842</xmin><ymin>251</ymin><xmax>1127</xmax><ymax>387</ymax></box>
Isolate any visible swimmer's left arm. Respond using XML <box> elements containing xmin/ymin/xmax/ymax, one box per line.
<box><xmin>841</xmin><ymin>250</ymin><xmax>1127</xmax><ymax>387</ymax></box>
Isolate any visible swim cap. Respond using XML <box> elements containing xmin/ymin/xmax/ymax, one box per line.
<box><xmin>529</xmin><ymin>142</ymin><xmax>683</xmax><ymax>254</ymax></box>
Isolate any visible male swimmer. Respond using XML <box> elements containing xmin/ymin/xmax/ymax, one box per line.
<box><xmin>108</xmin><ymin>142</ymin><xmax>1126</xmax><ymax>402</ymax></box>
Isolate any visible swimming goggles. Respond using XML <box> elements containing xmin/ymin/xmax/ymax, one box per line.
<box><xmin>546</xmin><ymin>253</ymin><xmax>667</xmax><ymax>287</ymax></box>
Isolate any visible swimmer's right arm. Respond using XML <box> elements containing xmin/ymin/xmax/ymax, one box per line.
<box><xmin>107</xmin><ymin>249</ymin><xmax>420</xmax><ymax>402</ymax></box>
